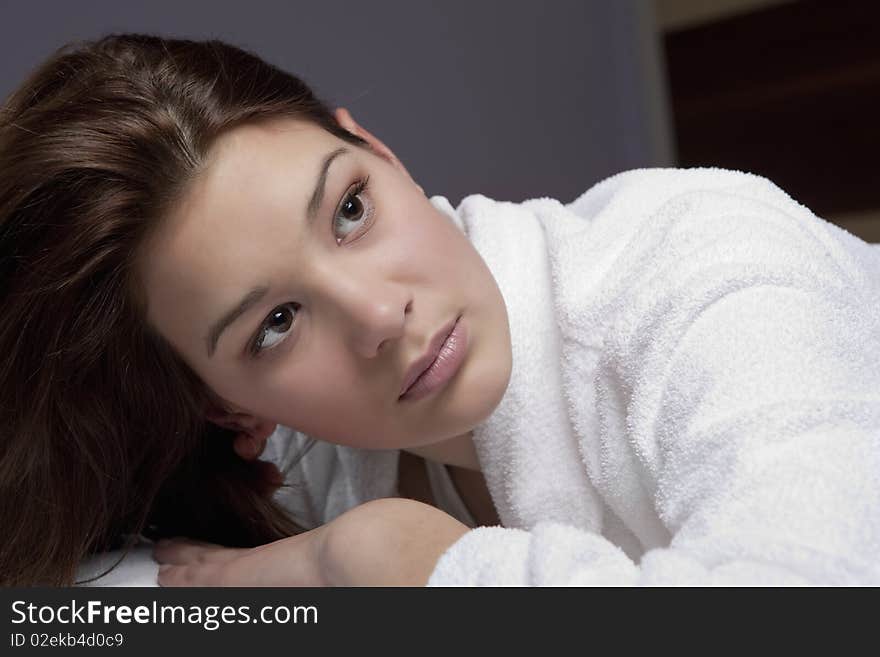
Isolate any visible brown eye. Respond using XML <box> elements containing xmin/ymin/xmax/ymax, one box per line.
<box><xmin>251</xmin><ymin>302</ymin><xmax>298</xmax><ymax>355</ymax></box>
<box><xmin>340</xmin><ymin>195</ymin><xmax>363</xmax><ymax>221</ymax></box>
<box><xmin>268</xmin><ymin>307</ymin><xmax>293</xmax><ymax>330</ymax></box>
<box><xmin>333</xmin><ymin>177</ymin><xmax>373</xmax><ymax>243</ymax></box>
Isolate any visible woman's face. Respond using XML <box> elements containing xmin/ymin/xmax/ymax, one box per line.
<box><xmin>140</xmin><ymin>117</ymin><xmax>511</xmax><ymax>451</ymax></box>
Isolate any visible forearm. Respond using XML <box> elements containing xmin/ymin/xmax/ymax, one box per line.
<box><xmin>320</xmin><ymin>497</ymin><xmax>470</xmax><ymax>586</ymax></box>
<box><xmin>155</xmin><ymin>497</ymin><xmax>469</xmax><ymax>587</ymax></box>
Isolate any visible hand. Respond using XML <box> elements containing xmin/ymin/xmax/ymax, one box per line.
<box><xmin>154</xmin><ymin>498</ymin><xmax>469</xmax><ymax>587</ymax></box>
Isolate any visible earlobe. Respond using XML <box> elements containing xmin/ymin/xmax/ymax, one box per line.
<box><xmin>203</xmin><ymin>394</ymin><xmax>247</xmax><ymax>432</ymax></box>
<box><xmin>205</xmin><ymin>399</ymin><xmax>277</xmax><ymax>440</ymax></box>
<box><xmin>206</xmin><ymin>411</ymin><xmax>277</xmax><ymax>441</ymax></box>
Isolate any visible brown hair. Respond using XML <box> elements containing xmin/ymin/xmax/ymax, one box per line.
<box><xmin>0</xmin><ymin>33</ymin><xmax>370</xmax><ymax>585</ymax></box>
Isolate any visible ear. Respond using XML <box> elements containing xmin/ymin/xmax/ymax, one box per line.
<box><xmin>204</xmin><ymin>399</ymin><xmax>277</xmax><ymax>442</ymax></box>
<box><xmin>334</xmin><ymin>107</ymin><xmax>425</xmax><ymax>196</ymax></box>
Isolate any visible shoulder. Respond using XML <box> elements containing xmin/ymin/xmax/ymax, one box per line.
<box><xmin>565</xmin><ymin>167</ymin><xmax>776</xmax><ymax>220</ymax></box>
<box><xmin>591</xmin><ymin>168</ymin><xmax>878</xmax><ymax>384</ymax></box>
<box><xmin>582</xmin><ymin>167</ymin><xmax>852</xmax><ymax>292</ymax></box>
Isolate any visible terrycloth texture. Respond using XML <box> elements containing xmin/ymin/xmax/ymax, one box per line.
<box><xmin>427</xmin><ymin>167</ymin><xmax>880</xmax><ymax>586</ymax></box>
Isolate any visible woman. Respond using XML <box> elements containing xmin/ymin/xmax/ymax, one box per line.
<box><xmin>3</xmin><ymin>33</ymin><xmax>878</xmax><ymax>587</ymax></box>
<box><xmin>0</xmin><ymin>32</ymin><xmax>501</xmax><ymax>587</ymax></box>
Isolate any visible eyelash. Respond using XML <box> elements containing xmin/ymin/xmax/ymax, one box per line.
<box><xmin>248</xmin><ymin>175</ymin><xmax>374</xmax><ymax>358</ymax></box>
<box><xmin>331</xmin><ymin>176</ymin><xmax>372</xmax><ymax>245</ymax></box>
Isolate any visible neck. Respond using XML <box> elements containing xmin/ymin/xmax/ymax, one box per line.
<box><xmin>403</xmin><ymin>431</ymin><xmax>480</xmax><ymax>471</ymax></box>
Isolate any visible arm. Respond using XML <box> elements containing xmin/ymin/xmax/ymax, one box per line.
<box><xmin>155</xmin><ymin>497</ymin><xmax>469</xmax><ymax>587</ymax></box>
<box><xmin>320</xmin><ymin>498</ymin><xmax>470</xmax><ymax>586</ymax></box>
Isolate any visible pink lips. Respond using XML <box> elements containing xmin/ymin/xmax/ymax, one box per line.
<box><xmin>399</xmin><ymin>315</ymin><xmax>467</xmax><ymax>402</ymax></box>
<box><xmin>399</xmin><ymin>316</ymin><xmax>459</xmax><ymax>397</ymax></box>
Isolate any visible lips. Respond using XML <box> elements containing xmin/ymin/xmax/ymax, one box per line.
<box><xmin>399</xmin><ymin>315</ymin><xmax>460</xmax><ymax>398</ymax></box>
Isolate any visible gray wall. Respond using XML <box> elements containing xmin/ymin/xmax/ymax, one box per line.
<box><xmin>0</xmin><ymin>0</ymin><xmax>674</xmax><ymax>206</ymax></box>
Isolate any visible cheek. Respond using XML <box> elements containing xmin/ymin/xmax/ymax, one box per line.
<box><xmin>267</xmin><ymin>355</ymin><xmax>399</xmax><ymax>445</ymax></box>
<box><xmin>397</xmin><ymin>215</ymin><xmax>472</xmax><ymax>282</ymax></box>
<box><xmin>257</xmin><ymin>351</ymin><xmax>357</xmax><ymax>419</ymax></box>
<box><xmin>199</xmin><ymin>367</ymin><xmax>251</xmax><ymax>413</ymax></box>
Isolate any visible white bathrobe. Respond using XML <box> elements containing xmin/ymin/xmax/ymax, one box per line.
<box><xmin>424</xmin><ymin>167</ymin><xmax>880</xmax><ymax>586</ymax></box>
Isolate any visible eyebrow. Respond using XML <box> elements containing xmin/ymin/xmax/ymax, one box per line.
<box><xmin>206</xmin><ymin>285</ymin><xmax>269</xmax><ymax>358</ymax></box>
<box><xmin>307</xmin><ymin>146</ymin><xmax>349</xmax><ymax>222</ymax></box>
<box><xmin>204</xmin><ymin>146</ymin><xmax>350</xmax><ymax>358</ymax></box>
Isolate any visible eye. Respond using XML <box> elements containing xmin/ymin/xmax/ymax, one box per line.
<box><xmin>250</xmin><ymin>302</ymin><xmax>298</xmax><ymax>356</ymax></box>
<box><xmin>332</xmin><ymin>176</ymin><xmax>374</xmax><ymax>244</ymax></box>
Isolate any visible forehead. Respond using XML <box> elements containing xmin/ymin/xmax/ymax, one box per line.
<box><xmin>199</xmin><ymin>118</ymin><xmax>332</xmax><ymax>205</ymax></box>
<box><xmin>140</xmin><ymin>118</ymin><xmax>336</xmax><ymax>356</ymax></box>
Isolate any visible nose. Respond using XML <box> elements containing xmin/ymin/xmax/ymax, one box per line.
<box><xmin>316</xmin><ymin>267</ymin><xmax>410</xmax><ymax>358</ymax></box>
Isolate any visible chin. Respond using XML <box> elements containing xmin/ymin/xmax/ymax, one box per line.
<box><xmin>444</xmin><ymin>376</ymin><xmax>509</xmax><ymax>444</ymax></box>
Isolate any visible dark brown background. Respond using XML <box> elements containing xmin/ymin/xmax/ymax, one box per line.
<box><xmin>661</xmin><ymin>0</ymin><xmax>880</xmax><ymax>242</ymax></box>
